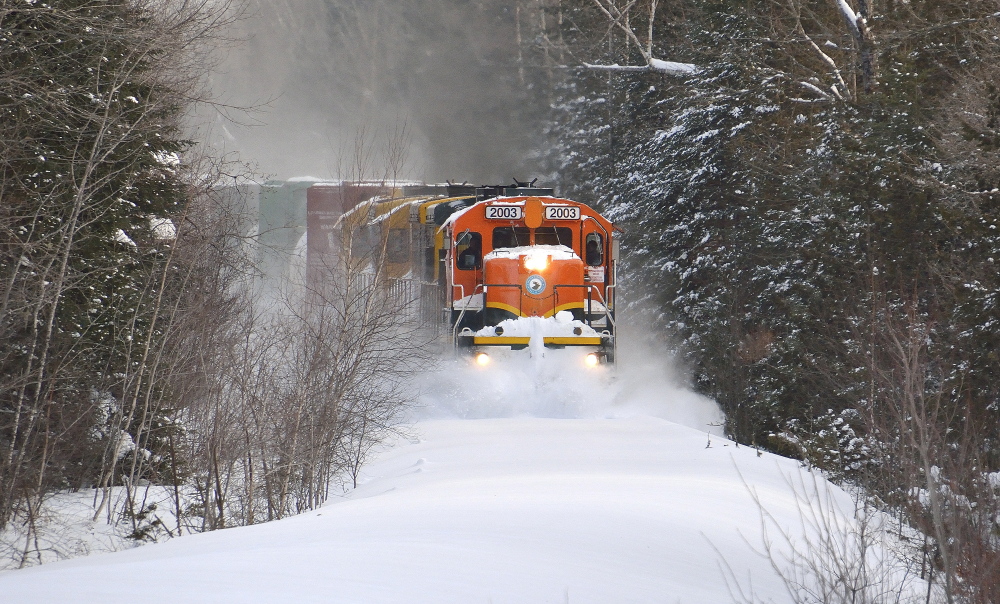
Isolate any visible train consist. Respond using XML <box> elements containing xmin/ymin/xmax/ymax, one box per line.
<box><xmin>336</xmin><ymin>182</ymin><xmax>619</xmax><ymax>366</ymax></box>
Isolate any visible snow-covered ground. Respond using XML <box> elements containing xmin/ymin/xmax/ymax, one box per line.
<box><xmin>0</xmin><ymin>485</ymin><xmax>185</xmax><ymax>570</ymax></box>
<box><xmin>0</xmin><ymin>349</ymin><xmax>928</xmax><ymax>603</ymax></box>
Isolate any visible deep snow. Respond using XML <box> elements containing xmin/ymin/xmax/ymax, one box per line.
<box><xmin>0</xmin><ymin>352</ymin><xmax>928</xmax><ymax>603</ymax></box>
<box><xmin>0</xmin><ymin>417</ymin><xmax>802</xmax><ymax>603</ymax></box>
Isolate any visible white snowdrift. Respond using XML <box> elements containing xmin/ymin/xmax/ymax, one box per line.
<box><xmin>0</xmin><ymin>414</ymin><xmax>926</xmax><ymax>604</ymax></box>
<box><xmin>0</xmin><ymin>342</ymin><xmax>927</xmax><ymax>602</ymax></box>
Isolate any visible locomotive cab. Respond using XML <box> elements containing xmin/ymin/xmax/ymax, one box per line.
<box><xmin>445</xmin><ymin>194</ymin><xmax>617</xmax><ymax>365</ymax></box>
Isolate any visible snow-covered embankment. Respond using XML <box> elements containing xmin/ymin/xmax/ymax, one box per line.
<box><xmin>0</xmin><ymin>350</ymin><xmax>924</xmax><ymax>603</ymax></box>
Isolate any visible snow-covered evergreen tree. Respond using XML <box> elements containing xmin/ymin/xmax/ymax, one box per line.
<box><xmin>0</xmin><ymin>0</ymin><xmax>221</xmax><ymax>529</ymax></box>
<box><xmin>546</xmin><ymin>0</ymin><xmax>1000</xmax><ymax>594</ymax></box>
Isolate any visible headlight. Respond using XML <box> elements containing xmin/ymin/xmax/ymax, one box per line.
<box><xmin>475</xmin><ymin>352</ymin><xmax>491</xmax><ymax>366</ymax></box>
<box><xmin>523</xmin><ymin>254</ymin><xmax>549</xmax><ymax>272</ymax></box>
<box><xmin>584</xmin><ymin>353</ymin><xmax>600</xmax><ymax>368</ymax></box>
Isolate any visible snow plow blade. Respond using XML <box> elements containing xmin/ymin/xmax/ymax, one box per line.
<box><xmin>467</xmin><ymin>336</ymin><xmax>605</xmax><ymax>347</ymax></box>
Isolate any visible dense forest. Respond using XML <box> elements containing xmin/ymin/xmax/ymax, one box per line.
<box><xmin>534</xmin><ymin>1</ymin><xmax>1000</xmax><ymax>600</ymax></box>
<box><xmin>0</xmin><ymin>0</ymin><xmax>420</xmax><ymax>566</ymax></box>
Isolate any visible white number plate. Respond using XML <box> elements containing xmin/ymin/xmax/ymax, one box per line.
<box><xmin>544</xmin><ymin>205</ymin><xmax>580</xmax><ymax>220</ymax></box>
<box><xmin>485</xmin><ymin>205</ymin><xmax>524</xmax><ymax>220</ymax></box>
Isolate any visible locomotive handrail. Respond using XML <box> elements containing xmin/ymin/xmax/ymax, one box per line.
<box><xmin>451</xmin><ymin>283</ymin><xmax>465</xmax><ymax>344</ymax></box>
<box><xmin>452</xmin><ymin>283</ymin><xmax>483</xmax><ymax>347</ymax></box>
<box><xmin>588</xmin><ymin>285</ymin><xmax>617</xmax><ymax>362</ymax></box>
<box><xmin>587</xmin><ymin>285</ymin><xmax>616</xmax><ymax>331</ymax></box>
<box><xmin>548</xmin><ymin>284</ymin><xmax>616</xmax><ymax>362</ymax></box>
<box><xmin>482</xmin><ymin>283</ymin><xmax>523</xmax><ymax>293</ymax></box>
<box><xmin>576</xmin><ymin>284</ymin><xmax>617</xmax><ymax>362</ymax></box>
<box><xmin>552</xmin><ymin>284</ymin><xmax>616</xmax><ymax>330</ymax></box>
<box><xmin>552</xmin><ymin>284</ymin><xmax>595</xmax><ymax>327</ymax></box>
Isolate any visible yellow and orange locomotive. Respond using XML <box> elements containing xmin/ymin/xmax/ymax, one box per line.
<box><xmin>333</xmin><ymin>182</ymin><xmax>619</xmax><ymax>365</ymax></box>
<box><xmin>442</xmin><ymin>184</ymin><xmax>618</xmax><ymax>365</ymax></box>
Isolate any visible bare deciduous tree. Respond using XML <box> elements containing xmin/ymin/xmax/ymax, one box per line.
<box><xmin>0</xmin><ymin>0</ymin><xmax>246</xmax><ymax>564</ymax></box>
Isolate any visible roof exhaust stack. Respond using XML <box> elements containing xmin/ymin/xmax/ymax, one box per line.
<box><xmin>477</xmin><ymin>178</ymin><xmax>554</xmax><ymax>201</ymax></box>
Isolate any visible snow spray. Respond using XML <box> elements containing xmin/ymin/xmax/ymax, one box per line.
<box><xmin>411</xmin><ymin>338</ymin><xmax>725</xmax><ymax>436</ymax></box>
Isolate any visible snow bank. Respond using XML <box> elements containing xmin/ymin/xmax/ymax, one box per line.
<box><xmin>284</xmin><ymin>176</ymin><xmax>335</xmax><ymax>183</ymax></box>
<box><xmin>0</xmin><ymin>418</ymin><xmax>928</xmax><ymax>604</ymax></box>
<box><xmin>0</xmin><ymin>486</ymin><xmax>187</xmax><ymax>571</ymax></box>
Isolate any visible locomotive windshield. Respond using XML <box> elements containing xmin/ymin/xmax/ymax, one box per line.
<box><xmin>535</xmin><ymin>227</ymin><xmax>572</xmax><ymax>247</ymax></box>
<box><xmin>492</xmin><ymin>227</ymin><xmax>529</xmax><ymax>248</ymax></box>
<box><xmin>491</xmin><ymin>226</ymin><xmax>572</xmax><ymax>249</ymax></box>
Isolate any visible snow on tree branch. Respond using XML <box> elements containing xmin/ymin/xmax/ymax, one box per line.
<box><xmin>583</xmin><ymin>59</ymin><xmax>698</xmax><ymax>76</ymax></box>
<box><xmin>833</xmin><ymin>0</ymin><xmax>862</xmax><ymax>39</ymax></box>
<box><xmin>649</xmin><ymin>58</ymin><xmax>698</xmax><ymax>75</ymax></box>
<box><xmin>585</xmin><ymin>0</ymin><xmax>696</xmax><ymax>76</ymax></box>
<box><xmin>799</xmin><ymin>81</ymin><xmax>834</xmax><ymax>101</ymax></box>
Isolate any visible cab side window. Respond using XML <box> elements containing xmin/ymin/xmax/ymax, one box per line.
<box><xmin>585</xmin><ymin>233</ymin><xmax>604</xmax><ymax>266</ymax></box>
<box><xmin>456</xmin><ymin>231</ymin><xmax>482</xmax><ymax>270</ymax></box>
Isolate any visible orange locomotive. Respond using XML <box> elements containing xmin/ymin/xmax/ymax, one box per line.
<box><xmin>443</xmin><ymin>185</ymin><xmax>618</xmax><ymax>365</ymax></box>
